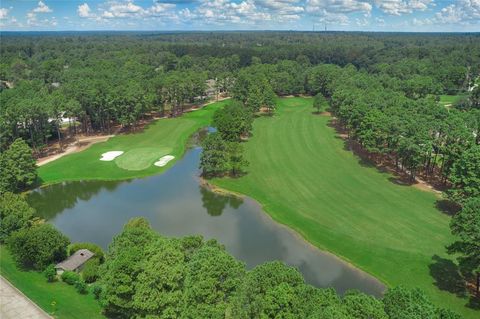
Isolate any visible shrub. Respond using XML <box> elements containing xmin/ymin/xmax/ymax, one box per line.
<box><xmin>69</xmin><ymin>242</ymin><xmax>104</xmax><ymax>263</ymax></box>
<box><xmin>82</xmin><ymin>258</ymin><xmax>100</xmax><ymax>283</ymax></box>
<box><xmin>75</xmin><ymin>279</ymin><xmax>88</xmax><ymax>294</ymax></box>
<box><xmin>0</xmin><ymin>192</ymin><xmax>34</xmax><ymax>243</ymax></box>
<box><xmin>44</xmin><ymin>264</ymin><xmax>57</xmax><ymax>282</ymax></box>
<box><xmin>8</xmin><ymin>223</ymin><xmax>69</xmax><ymax>270</ymax></box>
<box><xmin>92</xmin><ymin>285</ymin><xmax>102</xmax><ymax>300</ymax></box>
<box><xmin>61</xmin><ymin>271</ymin><xmax>80</xmax><ymax>285</ymax></box>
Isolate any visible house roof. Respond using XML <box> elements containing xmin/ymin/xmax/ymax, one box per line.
<box><xmin>55</xmin><ymin>249</ymin><xmax>94</xmax><ymax>271</ymax></box>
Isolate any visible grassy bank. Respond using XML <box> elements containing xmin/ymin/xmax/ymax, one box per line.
<box><xmin>38</xmin><ymin>100</ymin><xmax>228</xmax><ymax>185</ymax></box>
<box><xmin>212</xmin><ymin>97</ymin><xmax>477</xmax><ymax>318</ymax></box>
<box><xmin>0</xmin><ymin>246</ymin><xmax>104</xmax><ymax>319</ymax></box>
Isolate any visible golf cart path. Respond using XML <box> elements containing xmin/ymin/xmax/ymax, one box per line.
<box><xmin>0</xmin><ymin>276</ymin><xmax>52</xmax><ymax>319</ymax></box>
<box><xmin>37</xmin><ymin>135</ymin><xmax>114</xmax><ymax>167</ymax></box>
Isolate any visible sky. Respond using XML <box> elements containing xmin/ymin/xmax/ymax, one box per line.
<box><xmin>0</xmin><ymin>0</ymin><xmax>478</xmax><ymax>32</ymax></box>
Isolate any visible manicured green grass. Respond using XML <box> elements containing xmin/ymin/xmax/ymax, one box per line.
<box><xmin>439</xmin><ymin>94</ymin><xmax>466</xmax><ymax>107</ymax></box>
<box><xmin>212</xmin><ymin>97</ymin><xmax>478</xmax><ymax>318</ymax></box>
<box><xmin>0</xmin><ymin>246</ymin><xmax>104</xmax><ymax>319</ymax></box>
<box><xmin>115</xmin><ymin>147</ymin><xmax>172</xmax><ymax>171</ymax></box>
<box><xmin>38</xmin><ymin>101</ymin><xmax>228</xmax><ymax>184</ymax></box>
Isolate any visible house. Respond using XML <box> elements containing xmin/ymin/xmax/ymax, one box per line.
<box><xmin>55</xmin><ymin>249</ymin><xmax>94</xmax><ymax>275</ymax></box>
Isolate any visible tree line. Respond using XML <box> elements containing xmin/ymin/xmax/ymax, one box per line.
<box><xmin>1</xmin><ymin>32</ymin><xmax>478</xmax><ymax>153</ymax></box>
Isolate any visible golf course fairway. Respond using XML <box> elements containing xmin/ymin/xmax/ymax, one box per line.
<box><xmin>212</xmin><ymin>97</ymin><xmax>477</xmax><ymax>318</ymax></box>
<box><xmin>38</xmin><ymin>100</ymin><xmax>228</xmax><ymax>184</ymax></box>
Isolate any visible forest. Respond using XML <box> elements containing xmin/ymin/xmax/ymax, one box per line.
<box><xmin>0</xmin><ymin>31</ymin><xmax>479</xmax><ymax>318</ymax></box>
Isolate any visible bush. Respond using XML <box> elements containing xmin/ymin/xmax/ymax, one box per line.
<box><xmin>75</xmin><ymin>279</ymin><xmax>88</xmax><ymax>294</ymax></box>
<box><xmin>82</xmin><ymin>258</ymin><xmax>100</xmax><ymax>283</ymax></box>
<box><xmin>44</xmin><ymin>264</ymin><xmax>57</xmax><ymax>282</ymax></box>
<box><xmin>61</xmin><ymin>271</ymin><xmax>80</xmax><ymax>285</ymax></box>
<box><xmin>69</xmin><ymin>242</ymin><xmax>104</xmax><ymax>263</ymax></box>
<box><xmin>0</xmin><ymin>192</ymin><xmax>34</xmax><ymax>243</ymax></box>
<box><xmin>92</xmin><ymin>285</ymin><xmax>102</xmax><ymax>300</ymax></box>
<box><xmin>8</xmin><ymin>223</ymin><xmax>69</xmax><ymax>270</ymax></box>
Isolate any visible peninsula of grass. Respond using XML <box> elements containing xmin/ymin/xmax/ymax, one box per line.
<box><xmin>0</xmin><ymin>246</ymin><xmax>105</xmax><ymax>319</ymax></box>
<box><xmin>38</xmin><ymin>100</ymin><xmax>228</xmax><ymax>185</ymax></box>
<box><xmin>212</xmin><ymin>97</ymin><xmax>477</xmax><ymax>318</ymax></box>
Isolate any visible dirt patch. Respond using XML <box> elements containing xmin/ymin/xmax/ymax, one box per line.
<box><xmin>36</xmin><ymin>135</ymin><xmax>113</xmax><ymax>166</ymax></box>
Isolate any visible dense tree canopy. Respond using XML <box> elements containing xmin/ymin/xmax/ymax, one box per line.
<box><xmin>0</xmin><ymin>192</ymin><xmax>34</xmax><ymax>242</ymax></box>
<box><xmin>0</xmin><ymin>138</ymin><xmax>37</xmax><ymax>193</ymax></box>
<box><xmin>8</xmin><ymin>223</ymin><xmax>69</xmax><ymax>270</ymax></box>
<box><xmin>94</xmin><ymin>218</ymin><xmax>463</xmax><ymax>318</ymax></box>
<box><xmin>448</xmin><ymin>197</ymin><xmax>480</xmax><ymax>295</ymax></box>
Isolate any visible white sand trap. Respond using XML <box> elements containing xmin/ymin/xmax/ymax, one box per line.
<box><xmin>100</xmin><ymin>151</ymin><xmax>124</xmax><ymax>161</ymax></box>
<box><xmin>154</xmin><ymin>155</ymin><xmax>175</xmax><ymax>167</ymax></box>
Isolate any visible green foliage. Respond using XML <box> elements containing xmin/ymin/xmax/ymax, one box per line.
<box><xmin>93</xmin><ymin>217</ymin><xmax>465</xmax><ymax>318</ymax></box>
<box><xmin>99</xmin><ymin>218</ymin><xmax>158</xmax><ymax>318</ymax></box>
<box><xmin>183</xmin><ymin>245</ymin><xmax>245</xmax><ymax>318</ymax></box>
<box><xmin>437</xmin><ymin>308</ymin><xmax>463</xmax><ymax>319</ymax></box>
<box><xmin>313</xmin><ymin>93</ymin><xmax>328</xmax><ymax>113</ymax></box>
<box><xmin>75</xmin><ymin>279</ymin><xmax>88</xmax><ymax>294</ymax></box>
<box><xmin>0</xmin><ymin>138</ymin><xmax>37</xmax><ymax>193</ymax></box>
<box><xmin>448</xmin><ymin>145</ymin><xmax>480</xmax><ymax>203</ymax></box>
<box><xmin>0</xmin><ymin>192</ymin><xmax>34</xmax><ymax>242</ymax></box>
<box><xmin>61</xmin><ymin>271</ymin><xmax>80</xmax><ymax>285</ymax></box>
<box><xmin>231</xmin><ymin>261</ymin><xmax>305</xmax><ymax>318</ymax></box>
<box><xmin>200</xmin><ymin>133</ymin><xmax>248</xmax><ymax>178</ymax></box>
<box><xmin>212</xmin><ymin>100</ymin><xmax>253</xmax><ymax>142</ymax></box>
<box><xmin>132</xmin><ymin>238</ymin><xmax>187</xmax><ymax>317</ymax></box>
<box><xmin>92</xmin><ymin>284</ymin><xmax>102</xmax><ymax>300</ymax></box>
<box><xmin>383</xmin><ymin>286</ymin><xmax>437</xmax><ymax>319</ymax></box>
<box><xmin>43</xmin><ymin>264</ymin><xmax>57</xmax><ymax>283</ymax></box>
<box><xmin>81</xmin><ymin>258</ymin><xmax>100</xmax><ymax>283</ymax></box>
<box><xmin>69</xmin><ymin>242</ymin><xmax>104</xmax><ymax>263</ymax></box>
<box><xmin>200</xmin><ymin>133</ymin><xmax>229</xmax><ymax>177</ymax></box>
<box><xmin>8</xmin><ymin>223</ymin><xmax>69</xmax><ymax>270</ymax></box>
<box><xmin>448</xmin><ymin>197</ymin><xmax>480</xmax><ymax>293</ymax></box>
<box><xmin>233</xmin><ymin>67</ymin><xmax>276</xmax><ymax>113</ymax></box>
<box><xmin>342</xmin><ymin>290</ymin><xmax>388</xmax><ymax>319</ymax></box>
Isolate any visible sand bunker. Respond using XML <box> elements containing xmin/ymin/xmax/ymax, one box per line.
<box><xmin>100</xmin><ymin>151</ymin><xmax>124</xmax><ymax>161</ymax></box>
<box><xmin>154</xmin><ymin>155</ymin><xmax>175</xmax><ymax>167</ymax></box>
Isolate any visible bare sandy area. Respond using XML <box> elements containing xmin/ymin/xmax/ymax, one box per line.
<box><xmin>36</xmin><ymin>135</ymin><xmax>114</xmax><ymax>166</ymax></box>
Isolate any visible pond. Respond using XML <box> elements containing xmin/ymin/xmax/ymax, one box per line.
<box><xmin>28</xmin><ymin>146</ymin><xmax>385</xmax><ymax>297</ymax></box>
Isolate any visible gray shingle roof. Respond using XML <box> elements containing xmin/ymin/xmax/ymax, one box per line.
<box><xmin>55</xmin><ymin>249</ymin><xmax>94</xmax><ymax>271</ymax></box>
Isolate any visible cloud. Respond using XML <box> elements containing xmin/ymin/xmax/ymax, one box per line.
<box><xmin>180</xmin><ymin>0</ymin><xmax>272</xmax><ymax>25</ymax></box>
<box><xmin>374</xmin><ymin>0</ymin><xmax>434</xmax><ymax>16</ymax></box>
<box><xmin>101</xmin><ymin>1</ymin><xmax>144</xmax><ymax>18</ymax></box>
<box><xmin>33</xmin><ymin>1</ymin><xmax>53</xmax><ymax>13</ymax></box>
<box><xmin>78</xmin><ymin>3</ymin><xmax>92</xmax><ymax>18</ymax></box>
<box><xmin>435</xmin><ymin>0</ymin><xmax>480</xmax><ymax>24</ymax></box>
<box><xmin>257</xmin><ymin>0</ymin><xmax>304</xmax><ymax>14</ymax></box>
<box><xmin>306</xmin><ymin>0</ymin><xmax>372</xmax><ymax>15</ymax></box>
<box><xmin>0</xmin><ymin>8</ymin><xmax>9</xmax><ymax>20</ymax></box>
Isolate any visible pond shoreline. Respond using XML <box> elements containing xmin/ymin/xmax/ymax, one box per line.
<box><xmin>201</xmin><ymin>176</ymin><xmax>387</xmax><ymax>293</ymax></box>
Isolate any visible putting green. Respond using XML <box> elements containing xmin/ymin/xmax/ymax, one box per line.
<box><xmin>38</xmin><ymin>100</ymin><xmax>229</xmax><ymax>184</ymax></box>
<box><xmin>212</xmin><ymin>97</ymin><xmax>478</xmax><ymax>318</ymax></box>
<box><xmin>115</xmin><ymin>147</ymin><xmax>172</xmax><ymax>171</ymax></box>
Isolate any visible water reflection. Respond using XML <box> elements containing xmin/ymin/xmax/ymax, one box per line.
<box><xmin>28</xmin><ymin>147</ymin><xmax>385</xmax><ymax>297</ymax></box>
<box><xmin>200</xmin><ymin>186</ymin><xmax>243</xmax><ymax>217</ymax></box>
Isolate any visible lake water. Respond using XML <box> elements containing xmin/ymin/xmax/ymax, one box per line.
<box><xmin>28</xmin><ymin>146</ymin><xmax>385</xmax><ymax>297</ymax></box>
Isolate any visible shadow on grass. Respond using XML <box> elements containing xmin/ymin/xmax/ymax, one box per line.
<box><xmin>327</xmin><ymin>118</ymin><xmax>449</xmax><ymax>195</ymax></box>
<box><xmin>429</xmin><ymin>255</ymin><xmax>467</xmax><ymax>298</ymax></box>
<box><xmin>467</xmin><ymin>295</ymin><xmax>480</xmax><ymax>310</ymax></box>
<box><xmin>435</xmin><ymin>199</ymin><xmax>461</xmax><ymax>216</ymax></box>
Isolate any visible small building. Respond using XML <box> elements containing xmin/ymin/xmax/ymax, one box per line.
<box><xmin>55</xmin><ymin>249</ymin><xmax>94</xmax><ymax>275</ymax></box>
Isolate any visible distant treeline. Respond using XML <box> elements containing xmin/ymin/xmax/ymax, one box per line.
<box><xmin>1</xmin><ymin>32</ymin><xmax>479</xmax><ymax>152</ymax></box>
